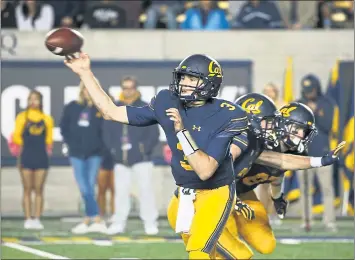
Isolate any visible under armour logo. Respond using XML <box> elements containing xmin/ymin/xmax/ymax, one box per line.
<box><xmin>192</xmin><ymin>125</ymin><xmax>201</xmax><ymax>131</ymax></box>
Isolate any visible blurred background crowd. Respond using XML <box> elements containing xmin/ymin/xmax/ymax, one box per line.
<box><xmin>2</xmin><ymin>0</ymin><xmax>354</xmax><ymax>30</ymax></box>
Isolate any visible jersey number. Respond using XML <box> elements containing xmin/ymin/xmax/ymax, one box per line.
<box><xmin>243</xmin><ymin>172</ymin><xmax>278</xmax><ymax>186</ymax></box>
<box><xmin>177</xmin><ymin>143</ymin><xmax>193</xmax><ymax>171</ymax></box>
<box><xmin>221</xmin><ymin>102</ymin><xmax>236</xmax><ymax>111</ymax></box>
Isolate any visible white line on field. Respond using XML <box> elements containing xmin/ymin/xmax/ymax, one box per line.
<box><xmin>3</xmin><ymin>242</ymin><xmax>70</xmax><ymax>259</ymax></box>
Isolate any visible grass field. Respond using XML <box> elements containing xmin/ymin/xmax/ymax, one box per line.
<box><xmin>1</xmin><ymin>218</ymin><xmax>354</xmax><ymax>259</ymax></box>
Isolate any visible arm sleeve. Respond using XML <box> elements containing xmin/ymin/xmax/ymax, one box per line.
<box><xmin>205</xmin><ymin>115</ymin><xmax>249</xmax><ymax>164</ymax></box>
<box><xmin>126</xmin><ymin>96</ymin><xmax>158</xmax><ymax>126</ymax></box>
<box><xmin>13</xmin><ymin>112</ymin><xmax>26</xmax><ymax>146</ymax></box>
<box><xmin>218</xmin><ymin>115</ymin><xmax>249</xmax><ymax>138</ymax></box>
<box><xmin>59</xmin><ymin>105</ymin><xmax>71</xmax><ymax>144</ymax></box>
<box><xmin>142</xmin><ymin>124</ymin><xmax>160</xmax><ymax>155</ymax></box>
<box><xmin>220</xmin><ymin>11</ymin><xmax>230</xmax><ymax>29</ymax></box>
<box><xmin>232</xmin><ymin>131</ymin><xmax>249</xmax><ymax>152</ymax></box>
<box><xmin>44</xmin><ymin>115</ymin><xmax>54</xmax><ymax>145</ymax></box>
<box><xmin>205</xmin><ymin>135</ymin><xmax>232</xmax><ymax>164</ymax></box>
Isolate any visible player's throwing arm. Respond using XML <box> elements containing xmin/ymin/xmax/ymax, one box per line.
<box><xmin>64</xmin><ymin>52</ymin><xmax>129</xmax><ymax>123</ymax></box>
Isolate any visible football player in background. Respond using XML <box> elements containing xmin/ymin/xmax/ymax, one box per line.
<box><xmin>216</xmin><ymin>94</ymin><xmax>345</xmax><ymax>259</ymax></box>
<box><xmin>64</xmin><ymin>52</ymin><xmax>250</xmax><ymax>259</ymax></box>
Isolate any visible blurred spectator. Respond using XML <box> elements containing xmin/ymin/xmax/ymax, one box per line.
<box><xmin>114</xmin><ymin>1</ymin><xmax>142</xmax><ymax>28</ymax></box>
<box><xmin>144</xmin><ymin>0</ymin><xmax>183</xmax><ymax>29</ymax></box>
<box><xmin>1</xmin><ymin>1</ymin><xmax>17</xmax><ymax>28</ymax></box>
<box><xmin>105</xmin><ymin>76</ymin><xmax>160</xmax><ymax>235</ymax></box>
<box><xmin>228</xmin><ymin>0</ymin><xmax>246</xmax><ymax>21</ymax></box>
<box><xmin>278</xmin><ymin>1</ymin><xmax>317</xmax><ymax>29</ymax></box>
<box><xmin>83</xmin><ymin>0</ymin><xmax>140</xmax><ymax>28</ymax></box>
<box><xmin>330</xmin><ymin>0</ymin><xmax>354</xmax><ymax>28</ymax></box>
<box><xmin>97</xmin><ymin>96</ymin><xmax>116</xmax><ymax>219</ymax></box>
<box><xmin>13</xmin><ymin>90</ymin><xmax>54</xmax><ymax>230</ymax></box>
<box><xmin>97</xmin><ymin>146</ymin><xmax>115</xmax><ymax>219</ymax></box>
<box><xmin>46</xmin><ymin>0</ymin><xmax>84</xmax><ymax>28</ymax></box>
<box><xmin>234</xmin><ymin>0</ymin><xmax>284</xmax><ymax>29</ymax></box>
<box><xmin>316</xmin><ymin>0</ymin><xmax>354</xmax><ymax>29</ymax></box>
<box><xmin>297</xmin><ymin>74</ymin><xmax>338</xmax><ymax>231</ymax></box>
<box><xmin>15</xmin><ymin>0</ymin><xmax>54</xmax><ymax>31</ymax></box>
<box><xmin>60</xmin><ymin>82</ymin><xmax>106</xmax><ymax>234</ymax></box>
<box><xmin>316</xmin><ymin>0</ymin><xmax>333</xmax><ymax>28</ymax></box>
<box><xmin>181</xmin><ymin>0</ymin><xmax>229</xmax><ymax>30</ymax></box>
<box><xmin>262</xmin><ymin>82</ymin><xmax>286</xmax><ymax>108</ymax></box>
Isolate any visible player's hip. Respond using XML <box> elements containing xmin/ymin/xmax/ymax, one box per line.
<box><xmin>174</xmin><ymin>181</ymin><xmax>236</xmax><ymax>202</ymax></box>
<box><xmin>174</xmin><ymin>174</ymin><xmax>234</xmax><ymax>190</ymax></box>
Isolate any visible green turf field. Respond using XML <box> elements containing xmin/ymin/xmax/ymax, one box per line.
<box><xmin>1</xmin><ymin>218</ymin><xmax>354</xmax><ymax>259</ymax></box>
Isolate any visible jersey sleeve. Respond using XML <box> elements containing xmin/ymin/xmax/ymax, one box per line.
<box><xmin>232</xmin><ymin>131</ymin><xmax>249</xmax><ymax>152</ymax></box>
<box><xmin>218</xmin><ymin>108</ymin><xmax>249</xmax><ymax>138</ymax></box>
<box><xmin>204</xmin><ymin>134</ymin><xmax>232</xmax><ymax>164</ymax></box>
<box><xmin>13</xmin><ymin>112</ymin><xmax>27</xmax><ymax>146</ymax></box>
<box><xmin>44</xmin><ymin>114</ymin><xmax>54</xmax><ymax>145</ymax></box>
<box><xmin>126</xmin><ymin>96</ymin><xmax>158</xmax><ymax>127</ymax></box>
<box><xmin>205</xmin><ymin>106</ymin><xmax>249</xmax><ymax>163</ymax></box>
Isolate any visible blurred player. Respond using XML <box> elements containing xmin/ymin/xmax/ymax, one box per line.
<box><xmin>216</xmin><ymin>95</ymin><xmax>345</xmax><ymax>259</ymax></box>
<box><xmin>13</xmin><ymin>90</ymin><xmax>54</xmax><ymax>230</ymax></box>
<box><xmin>64</xmin><ymin>52</ymin><xmax>249</xmax><ymax>259</ymax></box>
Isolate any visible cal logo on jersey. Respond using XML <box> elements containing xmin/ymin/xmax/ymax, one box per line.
<box><xmin>279</xmin><ymin>106</ymin><xmax>297</xmax><ymax>117</ymax></box>
<box><xmin>208</xmin><ymin>61</ymin><xmax>222</xmax><ymax>78</ymax></box>
<box><xmin>29</xmin><ymin>125</ymin><xmax>44</xmax><ymax>135</ymax></box>
<box><xmin>241</xmin><ymin>98</ymin><xmax>263</xmax><ymax>115</ymax></box>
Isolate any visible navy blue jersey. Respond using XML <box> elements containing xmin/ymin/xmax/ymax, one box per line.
<box><xmin>126</xmin><ymin>89</ymin><xmax>249</xmax><ymax>189</ymax></box>
<box><xmin>232</xmin><ymin>129</ymin><xmax>265</xmax><ymax>194</ymax></box>
<box><xmin>236</xmin><ymin>143</ymin><xmax>307</xmax><ymax>194</ymax></box>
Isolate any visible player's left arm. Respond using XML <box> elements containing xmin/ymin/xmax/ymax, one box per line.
<box><xmin>44</xmin><ymin>114</ymin><xmax>54</xmax><ymax>155</ymax></box>
<box><xmin>255</xmin><ymin>141</ymin><xmax>346</xmax><ymax>170</ymax></box>
<box><xmin>166</xmin><ymin>107</ymin><xmax>248</xmax><ymax>181</ymax></box>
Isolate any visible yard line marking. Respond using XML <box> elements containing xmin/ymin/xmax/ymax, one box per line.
<box><xmin>3</xmin><ymin>242</ymin><xmax>70</xmax><ymax>259</ymax></box>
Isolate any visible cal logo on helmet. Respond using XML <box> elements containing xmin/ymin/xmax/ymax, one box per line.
<box><xmin>208</xmin><ymin>61</ymin><xmax>222</xmax><ymax>78</ymax></box>
<box><xmin>280</xmin><ymin>106</ymin><xmax>297</xmax><ymax>117</ymax></box>
<box><xmin>241</xmin><ymin>98</ymin><xmax>263</xmax><ymax>114</ymax></box>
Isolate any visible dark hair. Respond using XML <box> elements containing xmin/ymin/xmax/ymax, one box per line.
<box><xmin>24</xmin><ymin>90</ymin><xmax>43</xmax><ymax>125</ymax></box>
<box><xmin>21</xmin><ymin>1</ymin><xmax>43</xmax><ymax>27</ymax></box>
<box><xmin>27</xmin><ymin>90</ymin><xmax>43</xmax><ymax>112</ymax></box>
<box><xmin>120</xmin><ymin>76</ymin><xmax>138</xmax><ymax>88</ymax></box>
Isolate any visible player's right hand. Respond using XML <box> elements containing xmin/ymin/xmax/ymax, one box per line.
<box><xmin>235</xmin><ymin>199</ymin><xmax>255</xmax><ymax>220</ymax></box>
<box><xmin>64</xmin><ymin>52</ymin><xmax>91</xmax><ymax>76</ymax></box>
<box><xmin>321</xmin><ymin>141</ymin><xmax>346</xmax><ymax>166</ymax></box>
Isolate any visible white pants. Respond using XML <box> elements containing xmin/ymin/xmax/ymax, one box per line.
<box><xmin>297</xmin><ymin>166</ymin><xmax>336</xmax><ymax>225</ymax></box>
<box><xmin>113</xmin><ymin>162</ymin><xmax>158</xmax><ymax>226</ymax></box>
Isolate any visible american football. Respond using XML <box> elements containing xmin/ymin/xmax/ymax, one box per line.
<box><xmin>45</xmin><ymin>27</ymin><xmax>83</xmax><ymax>56</ymax></box>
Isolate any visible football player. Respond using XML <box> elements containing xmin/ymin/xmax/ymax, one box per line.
<box><xmin>65</xmin><ymin>53</ymin><xmax>250</xmax><ymax>259</ymax></box>
<box><xmin>215</xmin><ymin>94</ymin><xmax>345</xmax><ymax>259</ymax></box>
